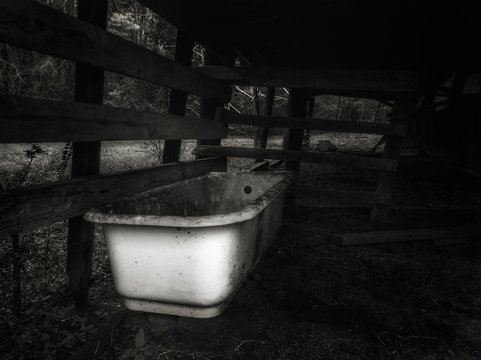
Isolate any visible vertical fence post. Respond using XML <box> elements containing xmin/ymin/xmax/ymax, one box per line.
<box><xmin>283</xmin><ymin>89</ymin><xmax>308</xmax><ymax>172</ymax></box>
<box><xmin>370</xmin><ymin>95</ymin><xmax>417</xmax><ymax>227</ymax></box>
<box><xmin>254</xmin><ymin>87</ymin><xmax>275</xmax><ymax>162</ymax></box>
<box><xmin>282</xmin><ymin>89</ymin><xmax>308</xmax><ymax>212</ymax></box>
<box><xmin>303</xmin><ymin>96</ymin><xmax>315</xmax><ymax>149</ymax></box>
<box><xmin>67</xmin><ymin>0</ymin><xmax>107</xmax><ymax>308</ymax></box>
<box><xmin>197</xmin><ymin>50</ymin><xmax>231</xmax><ymax>170</ymax></box>
<box><xmin>162</xmin><ymin>30</ymin><xmax>194</xmax><ymax>163</ymax></box>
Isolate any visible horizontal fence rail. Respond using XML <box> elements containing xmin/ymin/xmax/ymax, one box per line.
<box><xmin>0</xmin><ymin>94</ymin><xmax>227</xmax><ymax>142</ymax></box>
<box><xmin>193</xmin><ymin>146</ymin><xmax>398</xmax><ymax>171</ymax></box>
<box><xmin>0</xmin><ymin>157</ymin><xmax>225</xmax><ymax>236</ymax></box>
<box><xmin>197</xmin><ymin>66</ymin><xmax>419</xmax><ymax>94</ymax></box>
<box><xmin>0</xmin><ymin>0</ymin><xmax>229</xmax><ymax>101</ymax></box>
<box><xmin>223</xmin><ymin>112</ymin><xmax>408</xmax><ymax>136</ymax></box>
<box><xmin>296</xmin><ymin>187</ymin><xmax>392</xmax><ymax>206</ymax></box>
<box><xmin>341</xmin><ymin>225</ymin><xmax>481</xmax><ymax>247</ymax></box>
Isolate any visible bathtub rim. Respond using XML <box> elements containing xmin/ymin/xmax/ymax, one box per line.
<box><xmin>84</xmin><ymin>171</ymin><xmax>296</xmax><ymax>228</ymax></box>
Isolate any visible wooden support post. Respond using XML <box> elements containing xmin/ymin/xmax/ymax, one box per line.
<box><xmin>283</xmin><ymin>89</ymin><xmax>307</xmax><ymax>213</ymax></box>
<box><xmin>198</xmin><ymin>51</ymin><xmax>224</xmax><ymax>148</ymax></box>
<box><xmin>450</xmin><ymin>72</ymin><xmax>468</xmax><ymax>166</ymax></box>
<box><xmin>67</xmin><ymin>0</ymin><xmax>107</xmax><ymax>308</ymax></box>
<box><xmin>370</xmin><ymin>96</ymin><xmax>416</xmax><ymax>227</ymax></box>
<box><xmin>162</xmin><ymin>31</ymin><xmax>194</xmax><ymax>163</ymax></box>
<box><xmin>254</xmin><ymin>87</ymin><xmax>275</xmax><ymax>161</ymax></box>
<box><xmin>303</xmin><ymin>96</ymin><xmax>315</xmax><ymax>148</ymax></box>
<box><xmin>283</xmin><ymin>89</ymin><xmax>308</xmax><ymax>172</ymax></box>
<box><xmin>197</xmin><ymin>50</ymin><xmax>230</xmax><ymax>168</ymax></box>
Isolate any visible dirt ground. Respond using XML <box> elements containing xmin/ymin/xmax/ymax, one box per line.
<box><xmin>104</xmin><ymin>149</ymin><xmax>481</xmax><ymax>360</ymax></box>
<box><xmin>2</xmin><ymin>134</ymin><xmax>481</xmax><ymax>359</ymax></box>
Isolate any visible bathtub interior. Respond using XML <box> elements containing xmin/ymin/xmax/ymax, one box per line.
<box><xmin>104</xmin><ymin>172</ymin><xmax>288</xmax><ymax>217</ymax></box>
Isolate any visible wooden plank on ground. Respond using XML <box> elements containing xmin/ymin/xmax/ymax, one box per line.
<box><xmin>0</xmin><ymin>0</ymin><xmax>229</xmax><ymax>101</ymax></box>
<box><xmin>0</xmin><ymin>94</ymin><xmax>227</xmax><ymax>142</ymax></box>
<box><xmin>0</xmin><ymin>157</ymin><xmax>225</xmax><ymax>237</ymax></box>
<box><xmin>193</xmin><ymin>146</ymin><xmax>398</xmax><ymax>172</ymax></box>
<box><xmin>296</xmin><ymin>187</ymin><xmax>391</xmax><ymax>206</ymax></box>
<box><xmin>197</xmin><ymin>66</ymin><xmax>418</xmax><ymax>94</ymax></box>
<box><xmin>223</xmin><ymin>112</ymin><xmax>408</xmax><ymax>136</ymax></box>
<box><xmin>341</xmin><ymin>226</ymin><xmax>481</xmax><ymax>246</ymax></box>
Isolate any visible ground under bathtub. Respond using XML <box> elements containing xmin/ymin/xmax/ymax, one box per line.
<box><xmin>84</xmin><ymin>171</ymin><xmax>296</xmax><ymax>318</ymax></box>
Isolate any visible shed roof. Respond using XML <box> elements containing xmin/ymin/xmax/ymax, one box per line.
<box><xmin>140</xmin><ymin>0</ymin><xmax>479</xmax><ymax>73</ymax></box>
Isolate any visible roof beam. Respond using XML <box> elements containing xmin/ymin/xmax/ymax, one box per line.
<box><xmin>197</xmin><ymin>66</ymin><xmax>419</xmax><ymax>94</ymax></box>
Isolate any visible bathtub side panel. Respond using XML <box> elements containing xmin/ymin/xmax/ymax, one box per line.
<box><xmin>103</xmin><ymin>222</ymin><xmax>258</xmax><ymax>307</ymax></box>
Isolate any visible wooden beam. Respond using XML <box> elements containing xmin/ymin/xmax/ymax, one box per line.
<box><xmin>247</xmin><ymin>161</ymin><xmax>270</xmax><ymax>172</ymax></box>
<box><xmin>223</xmin><ymin>112</ymin><xmax>408</xmax><ymax>136</ymax></box>
<box><xmin>254</xmin><ymin>87</ymin><xmax>275</xmax><ymax>161</ymax></box>
<box><xmin>163</xmin><ymin>30</ymin><xmax>195</xmax><ymax>163</ymax></box>
<box><xmin>67</xmin><ymin>0</ymin><xmax>106</xmax><ymax>308</ymax></box>
<box><xmin>296</xmin><ymin>187</ymin><xmax>392</xmax><ymax>206</ymax></box>
<box><xmin>197</xmin><ymin>50</ymin><xmax>232</xmax><ymax>156</ymax></box>
<box><xmin>0</xmin><ymin>157</ymin><xmax>225</xmax><ymax>237</ymax></box>
<box><xmin>192</xmin><ymin>146</ymin><xmax>398</xmax><ymax>172</ymax></box>
<box><xmin>370</xmin><ymin>96</ymin><xmax>416</xmax><ymax>226</ymax></box>
<box><xmin>136</xmin><ymin>0</ymin><xmax>233</xmax><ymax>64</ymax></box>
<box><xmin>283</xmin><ymin>89</ymin><xmax>307</xmax><ymax>173</ymax></box>
<box><xmin>341</xmin><ymin>225</ymin><xmax>481</xmax><ymax>247</ymax></box>
<box><xmin>197</xmin><ymin>66</ymin><xmax>418</xmax><ymax>94</ymax></box>
<box><xmin>0</xmin><ymin>94</ymin><xmax>228</xmax><ymax>143</ymax></box>
<box><xmin>0</xmin><ymin>0</ymin><xmax>229</xmax><ymax>101</ymax></box>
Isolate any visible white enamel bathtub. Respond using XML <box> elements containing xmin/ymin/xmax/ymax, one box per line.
<box><xmin>84</xmin><ymin>171</ymin><xmax>296</xmax><ymax>318</ymax></box>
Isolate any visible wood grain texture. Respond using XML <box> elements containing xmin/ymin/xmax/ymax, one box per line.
<box><xmin>193</xmin><ymin>146</ymin><xmax>398</xmax><ymax>171</ymax></box>
<box><xmin>341</xmin><ymin>225</ymin><xmax>481</xmax><ymax>246</ymax></box>
<box><xmin>0</xmin><ymin>94</ymin><xmax>227</xmax><ymax>142</ymax></box>
<box><xmin>0</xmin><ymin>0</ymin><xmax>229</xmax><ymax>101</ymax></box>
<box><xmin>0</xmin><ymin>158</ymin><xmax>225</xmax><ymax>237</ymax></box>
<box><xmin>223</xmin><ymin>112</ymin><xmax>408</xmax><ymax>136</ymax></box>
<box><xmin>197</xmin><ymin>66</ymin><xmax>418</xmax><ymax>94</ymax></box>
<box><xmin>296</xmin><ymin>187</ymin><xmax>391</xmax><ymax>206</ymax></box>
<box><xmin>370</xmin><ymin>96</ymin><xmax>416</xmax><ymax>226</ymax></box>
<box><xmin>163</xmin><ymin>30</ymin><xmax>195</xmax><ymax>163</ymax></box>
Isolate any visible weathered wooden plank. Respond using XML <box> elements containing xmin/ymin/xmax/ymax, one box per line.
<box><xmin>283</xmin><ymin>89</ymin><xmax>307</xmax><ymax>173</ymax></box>
<box><xmin>0</xmin><ymin>0</ymin><xmax>229</xmax><ymax>101</ymax></box>
<box><xmin>370</xmin><ymin>96</ymin><xmax>416</xmax><ymax>226</ymax></box>
<box><xmin>223</xmin><ymin>112</ymin><xmax>408</xmax><ymax>136</ymax></box>
<box><xmin>341</xmin><ymin>225</ymin><xmax>481</xmax><ymax>247</ymax></box>
<box><xmin>193</xmin><ymin>146</ymin><xmax>398</xmax><ymax>171</ymax></box>
<box><xmin>197</xmin><ymin>66</ymin><xmax>418</xmax><ymax>94</ymax></box>
<box><xmin>67</xmin><ymin>0</ymin><xmax>106</xmax><ymax>308</ymax></box>
<box><xmin>390</xmin><ymin>206</ymin><xmax>481</xmax><ymax>227</ymax></box>
<box><xmin>197</xmin><ymin>51</ymin><xmax>232</xmax><ymax>158</ymax></box>
<box><xmin>247</xmin><ymin>161</ymin><xmax>270</xmax><ymax>172</ymax></box>
<box><xmin>296</xmin><ymin>187</ymin><xmax>391</xmax><ymax>206</ymax></box>
<box><xmin>0</xmin><ymin>94</ymin><xmax>227</xmax><ymax>142</ymax></box>
<box><xmin>163</xmin><ymin>30</ymin><xmax>195</xmax><ymax>163</ymax></box>
<box><xmin>254</xmin><ymin>87</ymin><xmax>275</xmax><ymax>162</ymax></box>
<box><xmin>0</xmin><ymin>158</ymin><xmax>225</xmax><ymax>237</ymax></box>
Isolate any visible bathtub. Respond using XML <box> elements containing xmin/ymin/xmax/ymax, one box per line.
<box><xmin>84</xmin><ymin>171</ymin><xmax>296</xmax><ymax>318</ymax></box>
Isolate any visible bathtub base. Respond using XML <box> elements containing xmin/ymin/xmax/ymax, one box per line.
<box><xmin>123</xmin><ymin>298</ymin><xmax>229</xmax><ymax>318</ymax></box>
